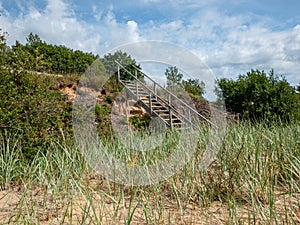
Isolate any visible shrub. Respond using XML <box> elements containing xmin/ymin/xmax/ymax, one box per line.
<box><xmin>129</xmin><ymin>114</ymin><xmax>151</xmax><ymax>131</ymax></box>
<box><xmin>216</xmin><ymin>69</ymin><xmax>299</xmax><ymax>122</ymax></box>
<box><xmin>0</xmin><ymin>68</ymin><xmax>73</xmax><ymax>160</ymax></box>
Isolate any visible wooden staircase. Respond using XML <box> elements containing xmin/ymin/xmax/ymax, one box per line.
<box><xmin>115</xmin><ymin>61</ymin><xmax>215</xmax><ymax>129</ymax></box>
<box><xmin>122</xmin><ymin>80</ymin><xmax>183</xmax><ymax>128</ymax></box>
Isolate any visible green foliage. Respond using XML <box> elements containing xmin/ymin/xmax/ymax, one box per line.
<box><xmin>164</xmin><ymin>66</ymin><xmax>206</xmax><ymax>101</ymax></box>
<box><xmin>105</xmin><ymin>95</ymin><xmax>113</xmax><ymax>104</ymax></box>
<box><xmin>0</xmin><ymin>24</ymin><xmax>8</xmax><ymax>65</ymax></box>
<box><xmin>0</xmin><ymin>68</ymin><xmax>73</xmax><ymax>160</ymax></box>
<box><xmin>0</xmin><ymin>120</ymin><xmax>299</xmax><ymax>223</ymax></box>
<box><xmin>94</xmin><ymin>103</ymin><xmax>113</xmax><ymax>140</ymax></box>
<box><xmin>6</xmin><ymin>33</ymin><xmax>97</xmax><ymax>74</ymax></box>
<box><xmin>7</xmin><ymin>41</ymin><xmax>50</xmax><ymax>72</ymax></box>
<box><xmin>129</xmin><ymin>114</ymin><xmax>151</xmax><ymax>131</ymax></box>
<box><xmin>182</xmin><ymin>78</ymin><xmax>205</xmax><ymax>97</ymax></box>
<box><xmin>296</xmin><ymin>83</ymin><xmax>300</xmax><ymax>120</ymax></box>
<box><xmin>95</xmin><ymin>103</ymin><xmax>111</xmax><ymax>118</ymax></box>
<box><xmin>165</xmin><ymin>66</ymin><xmax>183</xmax><ymax>88</ymax></box>
<box><xmin>216</xmin><ymin>69</ymin><xmax>299</xmax><ymax>122</ymax></box>
<box><xmin>26</xmin><ymin>32</ymin><xmax>42</xmax><ymax>45</ymax></box>
<box><xmin>102</xmin><ymin>50</ymin><xmax>143</xmax><ymax>81</ymax></box>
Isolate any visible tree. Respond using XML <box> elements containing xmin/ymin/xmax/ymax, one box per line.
<box><xmin>0</xmin><ymin>22</ymin><xmax>8</xmax><ymax>65</ymax></box>
<box><xmin>102</xmin><ymin>50</ymin><xmax>143</xmax><ymax>81</ymax></box>
<box><xmin>164</xmin><ymin>66</ymin><xmax>205</xmax><ymax>97</ymax></box>
<box><xmin>26</xmin><ymin>32</ymin><xmax>42</xmax><ymax>46</ymax></box>
<box><xmin>165</xmin><ymin>66</ymin><xmax>183</xmax><ymax>88</ymax></box>
<box><xmin>182</xmin><ymin>78</ymin><xmax>205</xmax><ymax>97</ymax></box>
<box><xmin>6</xmin><ymin>33</ymin><xmax>97</xmax><ymax>74</ymax></box>
<box><xmin>216</xmin><ymin>69</ymin><xmax>299</xmax><ymax>122</ymax></box>
<box><xmin>7</xmin><ymin>43</ymin><xmax>33</xmax><ymax>71</ymax></box>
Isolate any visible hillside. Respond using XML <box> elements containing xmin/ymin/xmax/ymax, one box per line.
<box><xmin>0</xmin><ymin>31</ymin><xmax>299</xmax><ymax>224</ymax></box>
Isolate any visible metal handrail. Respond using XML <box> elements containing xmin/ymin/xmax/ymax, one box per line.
<box><xmin>115</xmin><ymin>60</ymin><xmax>217</xmax><ymax>128</ymax></box>
<box><xmin>132</xmin><ymin>65</ymin><xmax>217</xmax><ymax>127</ymax></box>
<box><xmin>115</xmin><ymin>61</ymin><xmax>191</xmax><ymax>123</ymax></box>
<box><xmin>116</xmin><ymin>61</ymin><xmax>187</xmax><ymax>126</ymax></box>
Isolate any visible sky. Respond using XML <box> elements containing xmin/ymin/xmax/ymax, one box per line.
<box><xmin>0</xmin><ymin>0</ymin><xmax>300</xmax><ymax>87</ymax></box>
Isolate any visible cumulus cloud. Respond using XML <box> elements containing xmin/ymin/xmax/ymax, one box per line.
<box><xmin>92</xmin><ymin>5</ymin><xmax>102</xmax><ymax>22</ymax></box>
<box><xmin>206</xmin><ymin>23</ymin><xmax>300</xmax><ymax>85</ymax></box>
<box><xmin>127</xmin><ymin>20</ymin><xmax>140</xmax><ymax>42</ymax></box>
<box><xmin>0</xmin><ymin>0</ymin><xmax>299</xmax><ymax>85</ymax></box>
<box><xmin>0</xmin><ymin>0</ymin><xmax>101</xmax><ymax>52</ymax></box>
<box><xmin>0</xmin><ymin>0</ymin><xmax>142</xmax><ymax>54</ymax></box>
<box><xmin>138</xmin><ymin>9</ymin><xmax>299</xmax><ymax>86</ymax></box>
<box><xmin>98</xmin><ymin>9</ymin><xmax>143</xmax><ymax>53</ymax></box>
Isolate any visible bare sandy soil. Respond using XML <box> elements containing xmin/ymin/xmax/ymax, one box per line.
<box><xmin>1</xmin><ymin>178</ymin><xmax>299</xmax><ymax>225</ymax></box>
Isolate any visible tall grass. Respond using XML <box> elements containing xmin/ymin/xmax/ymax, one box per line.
<box><xmin>0</xmin><ymin>121</ymin><xmax>299</xmax><ymax>224</ymax></box>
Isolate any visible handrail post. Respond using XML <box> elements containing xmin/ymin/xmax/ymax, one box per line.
<box><xmin>117</xmin><ymin>64</ymin><xmax>120</xmax><ymax>82</ymax></box>
<box><xmin>169</xmin><ymin>109</ymin><xmax>172</xmax><ymax>128</ymax></box>
<box><xmin>135</xmin><ymin>80</ymin><xmax>138</xmax><ymax>100</ymax></box>
<box><xmin>188</xmin><ymin>109</ymin><xmax>192</xmax><ymax>127</ymax></box>
<box><xmin>154</xmin><ymin>83</ymin><xmax>157</xmax><ymax>99</ymax></box>
<box><xmin>149</xmin><ymin>90</ymin><xmax>152</xmax><ymax>115</ymax></box>
<box><xmin>135</xmin><ymin>69</ymin><xmax>137</xmax><ymax>79</ymax></box>
<box><xmin>168</xmin><ymin>94</ymin><xmax>172</xmax><ymax>128</ymax></box>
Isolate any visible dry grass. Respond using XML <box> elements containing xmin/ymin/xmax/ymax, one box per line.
<box><xmin>0</xmin><ymin>121</ymin><xmax>299</xmax><ymax>224</ymax></box>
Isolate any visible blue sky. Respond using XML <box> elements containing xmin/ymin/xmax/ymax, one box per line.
<box><xmin>0</xmin><ymin>0</ymin><xmax>299</xmax><ymax>86</ymax></box>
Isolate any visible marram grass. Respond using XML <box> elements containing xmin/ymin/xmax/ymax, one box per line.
<box><xmin>0</xmin><ymin>121</ymin><xmax>299</xmax><ymax>224</ymax></box>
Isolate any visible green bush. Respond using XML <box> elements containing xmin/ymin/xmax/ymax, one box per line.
<box><xmin>0</xmin><ymin>68</ymin><xmax>73</xmax><ymax>160</ymax></box>
<box><xmin>102</xmin><ymin>50</ymin><xmax>143</xmax><ymax>81</ymax></box>
<box><xmin>129</xmin><ymin>114</ymin><xmax>151</xmax><ymax>130</ymax></box>
<box><xmin>216</xmin><ymin>69</ymin><xmax>299</xmax><ymax>122</ymax></box>
<box><xmin>105</xmin><ymin>95</ymin><xmax>113</xmax><ymax>104</ymax></box>
<box><xmin>6</xmin><ymin>33</ymin><xmax>97</xmax><ymax>75</ymax></box>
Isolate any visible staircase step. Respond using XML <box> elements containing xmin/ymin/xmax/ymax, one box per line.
<box><xmin>158</xmin><ymin>116</ymin><xmax>181</xmax><ymax>122</ymax></box>
<box><xmin>164</xmin><ymin>118</ymin><xmax>182</xmax><ymax>122</ymax></box>
<box><xmin>121</xmin><ymin>80</ymin><xmax>135</xmax><ymax>84</ymax></box>
<box><xmin>119</xmin><ymin>74</ymin><xmax>199</xmax><ymax>130</ymax></box>
<box><xmin>151</xmin><ymin>103</ymin><xmax>165</xmax><ymax>107</ymax></box>
<box><xmin>157</xmin><ymin>114</ymin><xmax>170</xmax><ymax>118</ymax></box>
<box><xmin>164</xmin><ymin>119</ymin><xmax>182</xmax><ymax>123</ymax></box>
<box><xmin>127</xmin><ymin>87</ymin><xmax>148</xmax><ymax>93</ymax></box>
<box><xmin>151</xmin><ymin>104</ymin><xmax>166</xmax><ymax>108</ymax></box>
<box><xmin>125</xmin><ymin>84</ymin><xmax>144</xmax><ymax>89</ymax></box>
<box><xmin>140</xmin><ymin>96</ymin><xmax>152</xmax><ymax>100</ymax></box>
<box><xmin>152</xmin><ymin>107</ymin><xmax>167</xmax><ymax>111</ymax></box>
<box><xmin>155</xmin><ymin>110</ymin><xmax>170</xmax><ymax>113</ymax></box>
<box><xmin>126</xmin><ymin>85</ymin><xmax>144</xmax><ymax>89</ymax></box>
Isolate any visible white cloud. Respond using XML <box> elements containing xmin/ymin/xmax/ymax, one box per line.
<box><xmin>0</xmin><ymin>0</ymin><xmax>101</xmax><ymax>52</ymax></box>
<box><xmin>92</xmin><ymin>5</ymin><xmax>102</xmax><ymax>22</ymax></box>
<box><xmin>135</xmin><ymin>9</ymin><xmax>299</xmax><ymax>86</ymax></box>
<box><xmin>127</xmin><ymin>20</ymin><xmax>140</xmax><ymax>42</ymax></box>
<box><xmin>44</xmin><ymin>0</ymin><xmax>72</xmax><ymax>17</ymax></box>
<box><xmin>104</xmin><ymin>8</ymin><xmax>117</xmax><ymax>26</ymax></box>
<box><xmin>206</xmin><ymin>23</ymin><xmax>300</xmax><ymax>86</ymax></box>
<box><xmin>98</xmin><ymin>9</ymin><xmax>143</xmax><ymax>52</ymax></box>
<box><xmin>0</xmin><ymin>0</ymin><xmax>299</xmax><ymax>85</ymax></box>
